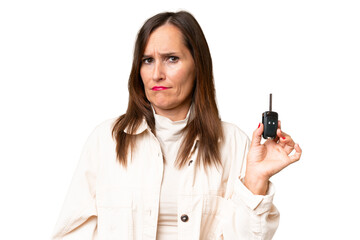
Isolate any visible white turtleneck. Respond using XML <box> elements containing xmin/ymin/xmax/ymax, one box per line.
<box><xmin>152</xmin><ymin>105</ymin><xmax>191</xmax><ymax>240</ymax></box>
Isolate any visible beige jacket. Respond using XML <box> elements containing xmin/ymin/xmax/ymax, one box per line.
<box><xmin>52</xmin><ymin>118</ymin><xmax>279</xmax><ymax>240</ymax></box>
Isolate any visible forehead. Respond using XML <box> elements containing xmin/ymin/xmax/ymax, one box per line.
<box><xmin>144</xmin><ymin>24</ymin><xmax>186</xmax><ymax>53</ymax></box>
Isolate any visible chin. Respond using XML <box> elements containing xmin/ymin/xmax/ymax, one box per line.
<box><xmin>149</xmin><ymin>96</ymin><xmax>171</xmax><ymax>108</ymax></box>
<box><xmin>151</xmin><ymin>100</ymin><xmax>177</xmax><ymax>111</ymax></box>
<box><xmin>152</xmin><ymin>103</ymin><xmax>173</xmax><ymax>110</ymax></box>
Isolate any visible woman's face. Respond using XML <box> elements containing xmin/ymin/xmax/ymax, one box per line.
<box><xmin>140</xmin><ymin>24</ymin><xmax>196</xmax><ymax>118</ymax></box>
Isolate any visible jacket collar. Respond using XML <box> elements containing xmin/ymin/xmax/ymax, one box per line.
<box><xmin>123</xmin><ymin>118</ymin><xmax>149</xmax><ymax>135</ymax></box>
<box><xmin>123</xmin><ymin>105</ymin><xmax>202</xmax><ymax>142</ymax></box>
<box><xmin>123</xmin><ymin>117</ymin><xmax>201</xmax><ymax>141</ymax></box>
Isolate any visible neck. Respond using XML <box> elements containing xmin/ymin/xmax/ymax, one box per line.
<box><xmin>152</xmin><ymin>100</ymin><xmax>191</xmax><ymax>121</ymax></box>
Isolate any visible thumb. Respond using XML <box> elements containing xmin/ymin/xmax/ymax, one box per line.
<box><xmin>251</xmin><ymin>123</ymin><xmax>263</xmax><ymax>148</ymax></box>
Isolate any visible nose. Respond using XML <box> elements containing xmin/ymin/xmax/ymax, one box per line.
<box><xmin>152</xmin><ymin>60</ymin><xmax>165</xmax><ymax>81</ymax></box>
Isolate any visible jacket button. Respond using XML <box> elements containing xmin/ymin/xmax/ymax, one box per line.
<box><xmin>180</xmin><ymin>214</ymin><xmax>189</xmax><ymax>222</ymax></box>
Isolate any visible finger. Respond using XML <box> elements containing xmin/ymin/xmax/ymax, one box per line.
<box><xmin>278</xmin><ymin>129</ymin><xmax>296</xmax><ymax>154</ymax></box>
<box><xmin>289</xmin><ymin>143</ymin><xmax>302</xmax><ymax>163</ymax></box>
<box><xmin>274</xmin><ymin>128</ymin><xmax>281</xmax><ymax>143</ymax></box>
<box><xmin>279</xmin><ymin>130</ymin><xmax>294</xmax><ymax>147</ymax></box>
<box><xmin>274</xmin><ymin>120</ymin><xmax>282</xmax><ymax>142</ymax></box>
<box><xmin>276</xmin><ymin>128</ymin><xmax>286</xmax><ymax>145</ymax></box>
<box><xmin>251</xmin><ymin>123</ymin><xmax>263</xmax><ymax>148</ymax></box>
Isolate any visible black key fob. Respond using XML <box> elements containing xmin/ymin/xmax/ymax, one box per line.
<box><xmin>262</xmin><ymin>94</ymin><xmax>278</xmax><ymax>139</ymax></box>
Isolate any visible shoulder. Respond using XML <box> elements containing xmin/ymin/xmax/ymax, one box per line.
<box><xmin>94</xmin><ymin>117</ymin><xmax>118</xmax><ymax>132</ymax></box>
<box><xmin>220</xmin><ymin>121</ymin><xmax>251</xmax><ymax>151</ymax></box>
<box><xmin>219</xmin><ymin>122</ymin><xmax>250</xmax><ymax>173</ymax></box>
<box><xmin>86</xmin><ymin>117</ymin><xmax>119</xmax><ymax>141</ymax></box>
<box><xmin>221</xmin><ymin>121</ymin><xmax>250</xmax><ymax>142</ymax></box>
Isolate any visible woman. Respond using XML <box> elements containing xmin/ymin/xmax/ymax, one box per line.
<box><xmin>53</xmin><ymin>11</ymin><xmax>302</xmax><ymax>240</ymax></box>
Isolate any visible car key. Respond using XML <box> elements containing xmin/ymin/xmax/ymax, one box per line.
<box><xmin>262</xmin><ymin>93</ymin><xmax>278</xmax><ymax>139</ymax></box>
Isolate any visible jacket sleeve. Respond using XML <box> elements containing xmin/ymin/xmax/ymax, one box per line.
<box><xmin>222</xmin><ymin>128</ymin><xmax>280</xmax><ymax>240</ymax></box>
<box><xmin>52</xmin><ymin>126</ymin><xmax>100</xmax><ymax>240</ymax></box>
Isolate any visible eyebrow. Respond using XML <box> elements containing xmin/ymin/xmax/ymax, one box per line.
<box><xmin>142</xmin><ymin>52</ymin><xmax>180</xmax><ymax>58</ymax></box>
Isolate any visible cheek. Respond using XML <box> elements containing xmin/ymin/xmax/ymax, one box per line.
<box><xmin>140</xmin><ymin>68</ymin><xmax>147</xmax><ymax>85</ymax></box>
<box><xmin>140</xmin><ymin>67</ymin><xmax>151</xmax><ymax>86</ymax></box>
<box><xmin>175</xmin><ymin>69</ymin><xmax>195</xmax><ymax>96</ymax></box>
<box><xmin>140</xmin><ymin>68</ymin><xmax>151</xmax><ymax>99</ymax></box>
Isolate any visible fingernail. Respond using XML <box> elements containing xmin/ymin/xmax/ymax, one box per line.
<box><xmin>282</xmin><ymin>136</ymin><xmax>286</xmax><ymax>140</ymax></box>
<box><xmin>258</xmin><ymin>123</ymin><xmax>261</xmax><ymax>128</ymax></box>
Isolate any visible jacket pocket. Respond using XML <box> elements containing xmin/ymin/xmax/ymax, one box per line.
<box><xmin>200</xmin><ymin>195</ymin><xmax>225</xmax><ymax>240</ymax></box>
<box><xmin>97</xmin><ymin>189</ymin><xmax>133</xmax><ymax>240</ymax></box>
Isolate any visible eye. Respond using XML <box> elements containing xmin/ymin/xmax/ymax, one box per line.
<box><xmin>168</xmin><ymin>56</ymin><xmax>179</xmax><ymax>63</ymax></box>
<box><xmin>142</xmin><ymin>57</ymin><xmax>153</xmax><ymax>64</ymax></box>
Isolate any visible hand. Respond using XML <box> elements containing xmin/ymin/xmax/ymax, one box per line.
<box><xmin>244</xmin><ymin>121</ymin><xmax>302</xmax><ymax>195</ymax></box>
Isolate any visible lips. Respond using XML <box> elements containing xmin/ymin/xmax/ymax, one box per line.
<box><xmin>152</xmin><ymin>86</ymin><xmax>170</xmax><ymax>91</ymax></box>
